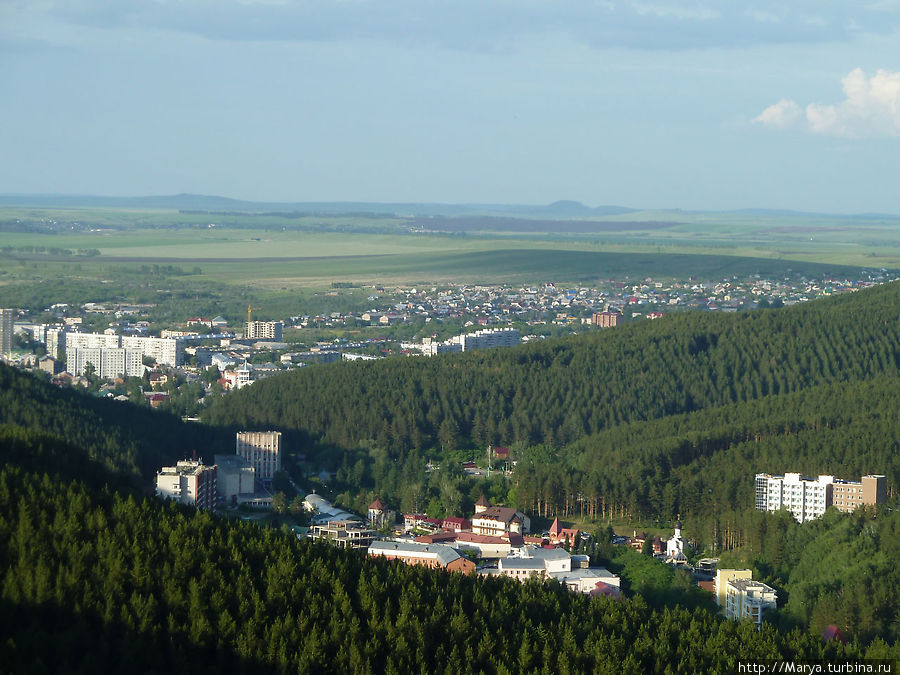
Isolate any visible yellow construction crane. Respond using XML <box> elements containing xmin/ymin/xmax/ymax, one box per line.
<box><xmin>247</xmin><ymin>303</ymin><xmax>260</xmax><ymax>325</ymax></box>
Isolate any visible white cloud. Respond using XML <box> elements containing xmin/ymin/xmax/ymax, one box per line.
<box><xmin>754</xmin><ymin>68</ymin><xmax>900</xmax><ymax>138</ymax></box>
<box><xmin>753</xmin><ymin>99</ymin><xmax>801</xmax><ymax>128</ymax></box>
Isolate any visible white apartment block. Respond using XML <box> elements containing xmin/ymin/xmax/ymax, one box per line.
<box><xmin>724</xmin><ymin>579</ymin><xmax>777</xmax><ymax>629</ymax></box>
<box><xmin>236</xmin><ymin>431</ymin><xmax>282</xmax><ymax>482</ymax></box>
<box><xmin>755</xmin><ymin>473</ymin><xmax>832</xmax><ymax>523</ymax></box>
<box><xmin>245</xmin><ymin>320</ymin><xmax>283</xmax><ymax>341</ymax></box>
<box><xmin>755</xmin><ymin>472</ymin><xmax>887</xmax><ymax>522</ymax></box>
<box><xmin>45</xmin><ymin>327</ymin><xmax>66</xmax><ymax>359</ymax></box>
<box><xmin>121</xmin><ymin>335</ymin><xmax>183</xmax><ymax>366</ymax></box>
<box><xmin>60</xmin><ymin>331</ymin><xmax>183</xmax><ymax>367</ymax></box>
<box><xmin>155</xmin><ymin>460</ymin><xmax>217</xmax><ymax>510</ymax></box>
<box><xmin>67</xmin><ymin>347</ymin><xmax>144</xmax><ymax>379</ymax></box>
<box><xmin>450</xmin><ymin>328</ymin><xmax>520</xmax><ymax>351</ymax></box>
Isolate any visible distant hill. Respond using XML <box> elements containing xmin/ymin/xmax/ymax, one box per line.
<box><xmin>0</xmin><ymin>193</ymin><xmax>637</xmax><ymax>218</ymax></box>
<box><xmin>3</xmin><ymin>193</ymin><xmax>897</xmax><ymax>219</ymax></box>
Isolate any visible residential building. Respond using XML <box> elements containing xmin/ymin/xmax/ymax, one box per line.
<box><xmin>471</xmin><ymin>496</ymin><xmax>530</xmax><ymax>535</ymax></box>
<box><xmin>309</xmin><ymin>520</ymin><xmax>376</xmax><ymax>550</ymax></box>
<box><xmin>155</xmin><ymin>460</ymin><xmax>217</xmax><ymax>510</ymax></box>
<box><xmin>367</xmin><ymin>541</ymin><xmax>476</xmax><ymax>573</ymax></box>
<box><xmin>45</xmin><ymin>327</ymin><xmax>66</xmax><ymax>359</ymax></box>
<box><xmin>714</xmin><ymin>569</ymin><xmax>753</xmax><ymax>608</ymax></box>
<box><xmin>214</xmin><ymin>454</ymin><xmax>256</xmax><ymax>507</ymax></box>
<box><xmin>755</xmin><ymin>472</ymin><xmax>832</xmax><ymax>522</ymax></box>
<box><xmin>367</xmin><ymin>498</ymin><xmax>395</xmax><ymax>529</ymax></box>
<box><xmin>245</xmin><ymin>320</ymin><xmax>283</xmax><ymax>341</ymax></box>
<box><xmin>755</xmin><ymin>472</ymin><xmax>887</xmax><ymax>522</ymax></box>
<box><xmin>236</xmin><ymin>431</ymin><xmax>282</xmax><ymax>483</ymax></box>
<box><xmin>449</xmin><ymin>328</ymin><xmax>520</xmax><ymax>352</ymax></box>
<box><xmin>121</xmin><ymin>335</ymin><xmax>183</xmax><ymax>366</ymax></box>
<box><xmin>831</xmin><ymin>475</ymin><xmax>886</xmax><ymax>513</ymax></box>
<box><xmin>67</xmin><ymin>347</ymin><xmax>144</xmax><ymax>379</ymax></box>
<box><xmin>547</xmin><ymin>517</ymin><xmax>580</xmax><ymax>546</ymax></box>
<box><xmin>60</xmin><ymin>331</ymin><xmax>183</xmax><ymax>367</ymax></box>
<box><xmin>724</xmin><ymin>579</ymin><xmax>777</xmax><ymax>629</ymax></box>
<box><xmin>591</xmin><ymin>311</ymin><xmax>622</xmax><ymax>327</ymax></box>
<box><xmin>0</xmin><ymin>309</ymin><xmax>16</xmax><ymax>357</ymax></box>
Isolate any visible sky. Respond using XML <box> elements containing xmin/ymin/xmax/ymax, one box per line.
<box><xmin>2</xmin><ymin>1</ymin><xmax>900</xmax><ymax>213</ymax></box>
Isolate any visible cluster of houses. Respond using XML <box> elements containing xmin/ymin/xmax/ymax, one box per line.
<box><xmin>305</xmin><ymin>494</ymin><xmax>621</xmax><ymax>597</ymax></box>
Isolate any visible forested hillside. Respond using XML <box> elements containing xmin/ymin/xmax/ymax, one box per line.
<box><xmin>2</xmin><ymin>428</ymin><xmax>895</xmax><ymax>674</ymax></box>
<box><xmin>515</xmin><ymin>376</ymin><xmax>900</xmax><ymax>523</ymax></box>
<box><xmin>204</xmin><ymin>282</ymin><xmax>900</xmax><ymax>454</ymax></box>
<box><xmin>0</xmin><ymin>365</ymin><xmax>228</xmax><ymax>480</ymax></box>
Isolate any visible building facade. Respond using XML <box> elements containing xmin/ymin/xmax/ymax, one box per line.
<box><xmin>155</xmin><ymin>460</ymin><xmax>217</xmax><ymax>509</ymax></box>
<box><xmin>67</xmin><ymin>346</ymin><xmax>144</xmax><ymax>379</ymax></box>
<box><xmin>724</xmin><ymin>579</ymin><xmax>777</xmax><ymax>628</ymax></box>
<box><xmin>831</xmin><ymin>475</ymin><xmax>886</xmax><ymax>513</ymax></box>
<box><xmin>591</xmin><ymin>311</ymin><xmax>622</xmax><ymax>328</ymax></box>
<box><xmin>236</xmin><ymin>431</ymin><xmax>282</xmax><ymax>482</ymax></box>
<box><xmin>0</xmin><ymin>308</ymin><xmax>15</xmax><ymax>357</ymax></box>
<box><xmin>245</xmin><ymin>321</ymin><xmax>284</xmax><ymax>341</ymax></box>
<box><xmin>367</xmin><ymin>541</ymin><xmax>475</xmax><ymax>573</ymax></box>
<box><xmin>756</xmin><ymin>472</ymin><xmax>887</xmax><ymax>522</ymax></box>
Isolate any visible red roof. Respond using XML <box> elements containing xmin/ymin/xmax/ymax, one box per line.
<box><xmin>493</xmin><ymin>446</ymin><xmax>510</xmax><ymax>459</ymax></box>
<box><xmin>369</xmin><ymin>498</ymin><xmax>385</xmax><ymax>510</ymax></box>
<box><xmin>475</xmin><ymin>495</ymin><xmax>491</xmax><ymax>507</ymax></box>
<box><xmin>549</xmin><ymin>517</ymin><xmax>562</xmax><ymax>535</ymax></box>
<box><xmin>823</xmin><ymin>625</ymin><xmax>848</xmax><ymax>644</ymax></box>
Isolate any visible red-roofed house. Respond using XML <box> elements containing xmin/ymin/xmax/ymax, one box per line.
<box><xmin>368</xmin><ymin>498</ymin><xmax>395</xmax><ymax>529</ymax></box>
<box><xmin>441</xmin><ymin>517</ymin><xmax>472</xmax><ymax>532</ymax></box>
<box><xmin>472</xmin><ymin>504</ymin><xmax>531</xmax><ymax>536</ymax></box>
<box><xmin>548</xmin><ymin>518</ymin><xmax>581</xmax><ymax>546</ymax></box>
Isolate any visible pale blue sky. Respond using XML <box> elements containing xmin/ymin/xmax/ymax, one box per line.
<box><xmin>2</xmin><ymin>1</ymin><xmax>900</xmax><ymax>212</ymax></box>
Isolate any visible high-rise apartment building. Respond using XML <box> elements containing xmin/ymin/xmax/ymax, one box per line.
<box><xmin>0</xmin><ymin>309</ymin><xmax>16</xmax><ymax>356</ymax></box>
<box><xmin>245</xmin><ymin>321</ymin><xmax>283</xmax><ymax>341</ymax></box>
<box><xmin>59</xmin><ymin>332</ymin><xmax>183</xmax><ymax>367</ymax></box>
<box><xmin>236</xmin><ymin>431</ymin><xmax>282</xmax><ymax>482</ymax></box>
<box><xmin>67</xmin><ymin>347</ymin><xmax>144</xmax><ymax>379</ymax></box>
<box><xmin>155</xmin><ymin>460</ymin><xmax>217</xmax><ymax>510</ymax></box>
<box><xmin>755</xmin><ymin>472</ymin><xmax>887</xmax><ymax>522</ymax></box>
<box><xmin>591</xmin><ymin>311</ymin><xmax>623</xmax><ymax>328</ymax></box>
<box><xmin>0</xmin><ymin>308</ymin><xmax>14</xmax><ymax>357</ymax></box>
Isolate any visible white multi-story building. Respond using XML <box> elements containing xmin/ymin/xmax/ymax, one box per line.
<box><xmin>724</xmin><ymin>579</ymin><xmax>777</xmax><ymax>629</ymax></box>
<box><xmin>155</xmin><ymin>460</ymin><xmax>217</xmax><ymax>510</ymax></box>
<box><xmin>45</xmin><ymin>327</ymin><xmax>66</xmax><ymax>359</ymax></box>
<box><xmin>67</xmin><ymin>347</ymin><xmax>144</xmax><ymax>379</ymax></box>
<box><xmin>755</xmin><ymin>473</ymin><xmax>833</xmax><ymax>523</ymax></box>
<box><xmin>245</xmin><ymin>321</ymin><xmax>283</xmax><ymax>341</ymax></box>
<box><xmin>63</xmin><ymin>331</ymin><xmax>121</xmax><ymax>351</ymax></box>
<box><xmin>121</xmin><ymin>335</ymin><xmax>183</xmax><ymax>366</ymax></box>
<box><xmin>450</xmin><ymin>328</ymin><xmax>520</xmax><ymax>352</ymax></box>
<box><xmin>0</xmin><ymin>308</ymin><xmax>14</xmax><ymax>357</ymax></box>
<box><xmin>59</xmin><ymin>331</ymin><xmax>183</xmax><ymax>367</ymax></box>
<box><xmin>236</xmin><ymin>431</ymin><xmax>282</xmax><ymax>483</ymax></box>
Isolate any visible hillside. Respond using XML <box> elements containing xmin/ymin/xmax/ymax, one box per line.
<box><xmin>1</xmin><ymin>427</ymin><xmax>892</xmax><ymax>674</ymax></box>
<box><xmin>0</xmin><ymin>365</ymin><xmax>228</xmax><ymax>480</ymax></box>
<box><xmin>204</xmin><ymin>282</ymin><xmax>900</xmax><ymax>456</ymax></box>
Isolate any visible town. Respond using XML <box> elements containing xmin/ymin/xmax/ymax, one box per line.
<box><xmin>150</xmin><ymin>427</ymin><xmax>886</xmax><ymax>634</ymax></box>
<box><xmin>0</xmin><ymin>269</ymin><xmax>894</xmax><ymax>405</ymax></box>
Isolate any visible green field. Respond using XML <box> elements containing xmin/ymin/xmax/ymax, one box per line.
<box><xmin>2</xmin><ymin>204</ymin><xmax>899</xmax><ymax>293</ymax></box>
